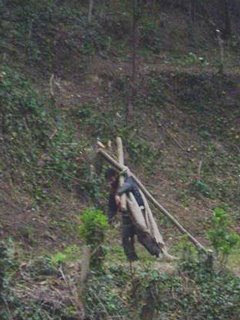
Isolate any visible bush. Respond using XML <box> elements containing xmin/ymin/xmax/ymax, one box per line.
<box><xmin>80</xmin><ymin>208</ymin><xmax>108</xmax><ymax>270</ymax></box>
<box><xmin>0</xmin><ymin>65</ymin><xmax>85</xmax><ymax>199</ymax></box>
<box><xmin>207</xmin><ymin>207</ymin><xmax>240</xmax><ymax>264</ymax></box>
<box><xmin>80</xmin><ymin>208</ymin><xmax>108</xmax><ymax>245</ymax></box>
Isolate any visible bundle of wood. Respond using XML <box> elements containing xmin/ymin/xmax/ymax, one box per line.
<box><xmin>97</xmin><ymin>137</ymin><xmax>208</xmax><ymax>257</ymax></box>
<box><xmin>127</xmin><ymin>191</ymin><xmax>165</xmax><ymax>248</ymax></box>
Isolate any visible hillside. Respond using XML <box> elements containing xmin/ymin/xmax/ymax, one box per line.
<box><xmin>0</xmin><ymin>1</ymin><xmax>240</xmax><ymax>319</ymax></box>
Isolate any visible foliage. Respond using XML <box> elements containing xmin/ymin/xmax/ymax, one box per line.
<box><xmin>45</xmin><ymin>123</ymin><xmax>84</xmax><ymax>188</ymax></box>
<box><xmin>83</xmin><ymin>255</ymin><xmax>240</xmax><ymax>320</ymax></box>
<box><xmin>71</xmin><ymin>100</ymin><xmax>161</xmax><ymax>173</ymax></box>
<box><xmin>0</xmin><ymin>248</ymin><xmax>80</xmax><ymax>320</ymax></box>
<box><xmin>0</xmin><ymin>66</ymin><xmax>50</xmax><ymax>143</ymax></box>
<box><xmin>0</xmin><ymin>241</ymin><xmax>12</xmax><ymax>301</ymax></box>
<box><xmin>77</xmin><ymin>161</ymin><xmax>105</xmax><ymax>204</ymax></box>
<box><xmin>1</xmin><ymin>243</ymin><xmax>239</xmax><ymax>320</ymax></box>
<box><xmin>0</xmin><ymin>65</ymin><xmax>86</xmax><ymax>200</ymax></box>
<box><xmin>131</xmin><ymin>254</ymin><xmax>240</xmax><ymax>320</ymax></box>
<box><xmin>171</xmin><ymin>52</ymin><xmax>209</xmax><ymax>67</ymax></box>
<box><xmin>80</xmin><ymin>208</ymin><xmax>108</xmax><ymax>270</ymax></box>
<box><xmin>80</xmin><ymin>208</ymin><xmax>108</xmax><ymax>245</ymax></box>
<box><xmin>175</xmin><ymin>236</ymin><xmax>198</xmax><ymax>266</ymax></box>
<box><xmin>207</xmin><ymin>207</ymin><xmax>240</xmax><ymax>263</ymax></box>
<box><xmin>0</xmin><ymin>0</ymin><xmax>126</xmax><ymax>70</ymax></box>
<box><xmin>191</xmin><ymin>179</ymin><xmax>213</xmax><ymax>198</ymax></box>
<box><xmin>51</xmin><ymin>245</ymin><xmax>81</xmax><ymax>266</ymax></box>
<box><xmin>124</xmin><ymin>133</ymin><xmax>161</xmax><ymax>173</ymax></box>
<box><xmin>0</xmin><ymin>239</ymin><xmax>21</xmax><ymax>319</ymax></box>
<box><xmin>139</xmin><ymin>17</ymin><xmax>163</xmax><ymax>53</ymax></box>
<box><xmin>85</xmin><ymin>271</ymin><xmax>129</xmax><ymax>319</ymax></box>
<box><xmin>26</xmin><ymin>255</ymin><xmax>58</xmax><ymax>278</ymax></box>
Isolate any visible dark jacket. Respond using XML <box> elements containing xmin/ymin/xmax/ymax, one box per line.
<box><xmin>108</xmin><ymin>176</ymin><xmax>144</xmax><ymax>223</ymax></box>
<box><xmin>117</xmin><ymin>176</ymin><xmax>144</xmax><ymax>208</ymax></box>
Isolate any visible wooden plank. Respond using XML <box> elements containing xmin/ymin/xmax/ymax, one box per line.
<box><xmin>116</xmin><ymin>137</ymin><xmax>127</xmax><ymax>211</ymax></box>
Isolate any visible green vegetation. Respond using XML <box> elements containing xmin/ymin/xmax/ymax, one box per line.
<box><xmin>80</xmin><ymin>208</ymin><xmax>108</xmax><ymax>246</ymax></box>
<box><xmin>208</xmin><ymin>207</ymin><xmax>240</xmax><ymax>264</ymax></box>
<box><xmin>51</xmin><ymin>244</ymin><xmax>81</xmax><ymax>266</ymax></box>
<box><xmin>80</xmin><ymin>208</ymin><xmax>108</xmax><ymax>270</ymax></box>
<box><xmin>0</xmin><ymin>65</ymin><xmax>87</xmax><ymax>202</ymax></box>
<box><xmin>85</xmin><ymin>246</ymin><xmax>240</xmax><ymax>320</ymax></box>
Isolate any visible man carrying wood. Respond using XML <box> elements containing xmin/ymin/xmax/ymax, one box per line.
<box><xmin>106</xmin><ymin>168</ymin><xmax>176</xmax><ymax>262</ymax></box>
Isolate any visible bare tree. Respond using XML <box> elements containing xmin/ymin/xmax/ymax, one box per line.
<box><xmin>127</xmin><ymin>0</ymin><xmax>139</xmax><ymax>121</ymax></box>
<box><xmin>189</xmin><ymin>0</ymin><xmax>196</xmax><ymax>24</ymax></box>
<box><xmin>221</xmin><ymin>0</ymin><xmax>232</xmax><ymax>39</ymax></box>
<box><xmin>188</xmin><ymin>0</ymin><xmax>197</xmax><ymax>43</ymax></box>
<box><xmin>88</xmin><ymin>0</ymin><xmax>94</xmax><ymax>23</ymax></box>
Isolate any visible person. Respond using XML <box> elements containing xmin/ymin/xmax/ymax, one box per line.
<box><xmin>106</xmin><ymin>168</ymin><xmax>174</xmax><ymax>261</ymax></box>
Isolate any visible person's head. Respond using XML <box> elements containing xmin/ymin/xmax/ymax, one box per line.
<box><xmin>105</xmin><ymin>168</ymin><xmax>119</xmax><ymax>189</ymax></box>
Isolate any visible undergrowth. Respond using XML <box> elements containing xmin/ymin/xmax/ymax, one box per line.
<box><xmin>70</xmin><ymin>101</ymin><xmax>161</xmax><ymax>173</ymax></box>
<box><xmin>3</xmin><ymin>241</ymin><xmax>236</xmax><ymax>320</ymax></box>
<box><xmin>0</xmin><ymin>1</ymin><xmax>113</xmax><ymax>73</ymax></box>
<box><xmin>0</xmin><ymin>65</ymin><xmax>87</xmax><ymax>202</ymax></box>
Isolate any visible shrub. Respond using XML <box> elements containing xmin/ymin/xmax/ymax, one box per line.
<box><xmin>80</xmin><ymin>208</ymin><xmax>108</xmax><ymax>245</ymax></box>
<box><xmin>207</xmin><ymin>207</ymin><xmax>240</xmax><ymax>264</ymax></box>
<box><xmin>80</xmin><ymin>208</ymin><xmax>108</xmax><ymax>270</ymax></box>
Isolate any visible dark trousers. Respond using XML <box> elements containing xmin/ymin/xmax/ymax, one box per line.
<box><xmin>122</xmin><ymin>213</ymin><xmax>161</xmax><ymax>261</ymax></box>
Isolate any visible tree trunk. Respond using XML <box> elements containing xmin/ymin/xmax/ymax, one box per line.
<box><xmin>222</xmin><ymin>0</ymin><xmax>232</xmax><ymax>39</ymax></box>
<box><xmin>88</xmin><ymin>0</ymin><xmax>94</xmax><ymax>23</ymax></box>
<box><xmin>190</xmin><ymin>0</ymin><xmax>196</xmax><ymax>23</ymax></box>
<box><xmin>116</xmin><ymin>137</ymin><xmax>127</xmax><ymax>211</ymax></box>
<box><xmin>79</xmin><ymin>246</ymin><xmax>91</xmax><ymax>295</ymax></box>
<box><xmin>127</xmin><ymin>0</ymin><xmax>139</xmax><ymax>121</ymax></box>
<box><xmin>216</xmin><ymin>29</ymin><xmax>224</xmax><ymax>74</ymax></box>
<box><xmin>188</xmin><ymin>0</ymin><xmax>196</xmax><ymax>44</ymax></box>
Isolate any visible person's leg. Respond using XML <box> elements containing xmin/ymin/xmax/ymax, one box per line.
<box><xmin>122</xmin><ymin>214</ymin><xmax>138</xmax><ymax>261</ymax></box>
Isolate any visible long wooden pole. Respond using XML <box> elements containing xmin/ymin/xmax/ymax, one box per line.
<box><xmin>98</xmin><ymin>148</ymin><xmax>208</xmax><ymax>253</ymax></box>
<box><xmin>116</xmin><ymin>137</ymin><xmax>127</xmax><ymax>211</ymax></box>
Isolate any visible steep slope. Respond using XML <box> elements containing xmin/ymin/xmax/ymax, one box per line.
<box><xmin>0</xmin><ymin>1</ymin><xmax>240</xmax><ymax>319</ymax></box>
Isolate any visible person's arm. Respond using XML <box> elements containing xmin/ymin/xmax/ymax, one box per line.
<box><xmin>117</xmin><ymin>177</ymin><xmax>133</xmax><ymax>196</ymax></box>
